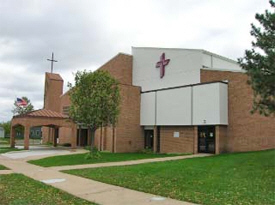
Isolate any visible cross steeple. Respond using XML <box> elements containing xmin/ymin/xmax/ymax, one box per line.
<box><xmin>47</xmin><ymin>52</ymin><xmax>58</xmax><ymax>73</ymax></box>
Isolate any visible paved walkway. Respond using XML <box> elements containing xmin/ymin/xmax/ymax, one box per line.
<box><xmin>0</xmin><ymin>151</ymin><xmax>210</xmax><ymax>205</ymax></box>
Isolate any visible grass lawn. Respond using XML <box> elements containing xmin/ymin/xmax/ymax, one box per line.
<box><xmin>64</xmin><ymin>149</ymin><xmax>275</xmax><ymax>205</ymax></box>
<box><xmin>0</xmin><ymin>173</ymin><xmax>96</xmax><ymax>205</ymax></box>
<box><xmin>28</xmin><ymin>152</ymin><xmax>185</xmax><ymax>167</ymax></box>
<box><xmin>0</xmin><ymin>147</ymin><xmax>21</xmax><ymax>154</ymax></box>
<box><xmin>0</xmin><ymin>137</ymin><xmax>9</xmax><ymax>145</ymax></box>
<box><xmin>0</xmin><ymin>164</ymin><xmax>9</xmax><ymax>170</ymax></box>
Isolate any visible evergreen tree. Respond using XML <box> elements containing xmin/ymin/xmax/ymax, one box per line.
<box><xmin>238</xmin><ymin>0</ymin><xmax>275</xmax><ymax>116</ymax></box>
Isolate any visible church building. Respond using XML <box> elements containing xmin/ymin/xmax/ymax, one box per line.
<box><xmin>39</xmin><ymin>47</ymin><xmax>275</xmax><ymax>154</ymax></box>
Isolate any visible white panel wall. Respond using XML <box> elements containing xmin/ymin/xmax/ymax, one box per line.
<box><xmin>156</xmin><ymin>87</ymin><xmax>192</xmax><ymax>125</ymax></box>
<box><xmin>140</xmin><ymin>92</ymin><xmax>156</xmax><ymax>126</ymax></box>
<box><xmin>133</xmin><ymin>47</ymin><xmax>202</xmax><ymax>92</ymax></box>
<box><xmin>193</xmin><ymin>83</ymin><xmax>228</xmax><ymax>125</ymax></box>
<box><xmin>219</xmin><ymin>83</ymin><xmax>228</xmax><ymax>124</ymax></box>
<box><xmin>140</xmin><ymin>82</ymin><xmax>228</xmax><ymax>126</ymax></box>
<box><xmin>202</xmin><ymin>53</ymin><xmax>241</xmax><ymax>71</ymax></box>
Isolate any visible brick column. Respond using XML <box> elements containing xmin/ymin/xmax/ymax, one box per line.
<box><xmin>215</xmin><ymin>126</ymin><xmax>220</xmax><ymax>154</ymax></box>
<box><xmin>153</xmin><ymin>126</ymin><xmax>157</xmax><ymax>153</ymax></box>
<box><xmin>10</xmin><ymin>126</ymin><xmax>16</xmax><ymax>148</ymax></box>
<box><xmin>71</xmin><ymin>125</ymin><xmax>77</xmax><ymax>149</ymax></box>
<box><xmin>24</xmin><ymin>125</ymin><xmax>30</xmax><ymax>150</ymax></box>
<box><xmin>193</xmin><ymin>126</ymin><xmax>198</xmax><ymax>154</ymax></box>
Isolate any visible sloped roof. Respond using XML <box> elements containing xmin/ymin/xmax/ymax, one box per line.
<box><xmin>13</xmin><ymin>109</ymin><xmax>68</xmax><ymax>119</ymax></box>
<box><xmin>46</xmin><ymin>72</ymin><xmax>63</xmax><ymax>81</ymax></box>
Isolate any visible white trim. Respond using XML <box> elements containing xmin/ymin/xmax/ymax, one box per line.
<box><xmin>202</xmin><ymin>68</ymin><xmax>246</xmax><ymax>73</ymax></box>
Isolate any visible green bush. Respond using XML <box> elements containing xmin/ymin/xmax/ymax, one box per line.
<box><xmin>85</xmin><ymin>147</ymin><xmax>102</xmax><ymax>160</ymax></box>
<box><xmin>140</xmin><ymin>147</ymin><xmax>154</xmax><ymax>154</ymax></box>
<box><xmin>62</xmin><ymin>143</ymin><xmax>71</xmax><ymax>147</ymax></box>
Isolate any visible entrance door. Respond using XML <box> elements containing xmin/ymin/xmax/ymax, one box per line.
<box><xmin>144</xmin><ymin>130</ymin><xmax>154</xmax><ymax>150</ymax></box>
<box><xmin>198</xmin><ymin>126</ymin><xmax>215</xmax><ymax>153</ymax></box>
<box><xmin>77</xmin><ymin>129</ymin><xmax>88</xmax><ymax>146</ymax></box>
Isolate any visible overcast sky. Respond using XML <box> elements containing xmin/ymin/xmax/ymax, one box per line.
<box><xmin>0</xmin><ymin>0</ymin><xmax>270</xmax><ymax>122</ymax></box>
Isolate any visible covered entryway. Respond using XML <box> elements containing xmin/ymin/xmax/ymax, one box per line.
<box><xmin>198</xmin><ymin>126</ymin><xmax>215</xmax><ymax>154</ymax></box>
<box><xmin>10</xmin><ymin>109</ymin><xmax>77</xmax><ymax>150</ymax></box>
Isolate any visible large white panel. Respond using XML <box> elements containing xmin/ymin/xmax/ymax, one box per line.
<box><xmin>213</xmin><ymin>56</ymin><xmax>241</xmax><ymax>70</ymax></box>
<box><xmin>202</xmin><ymin>53</ymin><xmax>241</xmax><ymax>71</ymax></box>
<box><xmin>156</xmin><ymin>87</ymin><xmax>192</xmax><ymax>125</ymax></box>
<box><xmin>133</xmin><ymin>48</ymin><xmax>202</xmax><ymax>92</ymax></box>
<box><xmin>219</xmin><ymin>83</ymin><xmax>228</xmax><ymax>124</ymax></box>
<box><xmin>193</xmin><ymin>83</ymin><xmax>221</xmax><ymax>125</ymax></box>
<box><xmin>140</xmin><ymin>92</ymin><xmax>156</xmax><ymax>125</ymax></box>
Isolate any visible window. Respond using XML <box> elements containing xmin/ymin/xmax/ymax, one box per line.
<box><xmin>63</xmin><ymin>106</ymin><xmax>70</xmax><ymax>115</ymax></box>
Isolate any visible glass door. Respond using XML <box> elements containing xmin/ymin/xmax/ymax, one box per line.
<box><xmin>198</xmin><ymin>126</ymin><xmax>215</xmax><ymax>154</ymax></box>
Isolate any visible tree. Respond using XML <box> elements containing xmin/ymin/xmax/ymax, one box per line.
<box><xmin>12</xmin><ymin>96</ymin><xmax>34</xmax><ymax>115</ymax></box>
<box><xmin>238</xmin><ymin>0</ymin><xmax>275</xmax><ymax>116</ymax></box>
<box><xmin>0</xmin><ymin>121</ymin><xmax>11</xmax><ymax>137</ymax></box>
<box><xmin>68</xmin><ymin>70</ymin><xmax>120</xmax><ymax>152</ymax></box>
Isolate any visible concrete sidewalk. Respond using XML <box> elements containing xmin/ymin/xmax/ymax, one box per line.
<box><xmin>0</xmin><ymin>153</ymin><xmax>208</xmax><ymax>205</ymax></box>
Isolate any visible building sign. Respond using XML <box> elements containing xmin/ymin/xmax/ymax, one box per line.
<box><xmin>173</xmin><ymin>132</ymin><xmax>180</xmax><ymax>138</ymax></box>
<box><xmin>156</xmin><ymin>53</ymin><xmax>170</xmax><ymax>78</ymax></box>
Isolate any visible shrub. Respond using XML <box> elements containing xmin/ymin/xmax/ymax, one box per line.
<box><xmin>62</xmin><ymin>143</ymin><xmax>71</xmax><ymax>147</ymax></box>
<box><xmin>85</xmin><ymin>147</ymin><xmax>102</xmax><ymax>160</ymax></box>
<box><xmin>140</xmin><ymin>147</ymin><xmax>154</xmax><ymax>154</ymax></box>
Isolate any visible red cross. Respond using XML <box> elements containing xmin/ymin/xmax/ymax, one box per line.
<box><xmin>156</xmin><ymin>53</ymin><xmax>170</xmax><ymax>78</ymax></box>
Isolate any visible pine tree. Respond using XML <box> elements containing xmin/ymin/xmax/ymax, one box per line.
<box><xmin>238</xmin><ymin>0</ymin><xmax>275</xmax><ymax>116</ymax></box>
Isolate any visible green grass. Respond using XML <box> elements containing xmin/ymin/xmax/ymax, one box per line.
<box><xmin>0</xmin><ymin>138</ymin><xmax>22</xmax><ymax>154</ymax></box>
<box><xmin>64</xmin><ymin>149</ymin><xmax>275</xmax><ymax>205</ymax></box>
<box><xmin>0</xmin><ymin>138</ymin><xmax>9</xmax><ymax>145</ymax></box>
<box><xmin>0</xmin><ymin>174</ymin><xmax>97</xmax><ymax>205</ymax></box>
<box><xmin>28</xmin><ymin>152</ymin><xmax>185</xmax><ymax>167</ymax></box>
<box><xmin>0</xmin><ymin>147</ymin><xmax>21</xmax><ymax>154</ymax></box>
<box><xmin>0</xmin><ymin>164</ymin><xmax>9</xmax><ymax>170</ymax></box>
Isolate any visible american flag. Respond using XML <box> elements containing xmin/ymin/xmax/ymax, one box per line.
<box><xmin>16</xmin><ymin>98</ymin><xmax>27</xmax><ymax>106</ymax></box>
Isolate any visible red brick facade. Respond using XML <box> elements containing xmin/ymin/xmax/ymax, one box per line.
<box><xmin>41</xmin><ymin>53</ymin><xmax>275</xmax><ymax>154</ymax></box>
<box><xmin>159</xmin><ymin>126</ymin><xmax>195</xmax><ymax>153</ymax></box>
<box><xmin>56</xmin><ymin>54</ymin><xmax>143</xmax><ymax>152</ymax></box>
<box><xmin>200</xmin><ymin>69</ymin><xmax>275</xmax><ymax>152</ymax></box>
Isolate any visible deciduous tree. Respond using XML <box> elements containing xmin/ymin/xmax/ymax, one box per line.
<box><xmin>68</xmin><ymin>70</ymin><xmax>120</xmax><ymax>151</ymax></box>
<box><xmin>12</xmin><ymin>97</ymin><xmax>34</xmax><ymax>115</ymax></box>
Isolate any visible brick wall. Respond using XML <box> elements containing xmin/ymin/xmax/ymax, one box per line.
<box><xmin>115</xmin><ymin>84</ymin><xmax>143</xmax><ymax>152</ymax></box>
<box><xmin>58</xmin><ymin>92</ymin><xmax>73</xmax><ymax>144</ymax></box>
<box><xmin>42</xmin><ymin>73</ymin><xmax>64</xmax><ymax>143</ymax></box>
<box><xmin>44</xmin><ymin>73</ymin><xmax>63</xmax><ymax>112</ymax></box>
<box><xmin>58</xmin><ymin>127</ymin><xmax>72</xmax><ymax>144</ymax></box>
<box><xmin>57</xmin><ymin>53</ymin><xmax>143</xmax><ymax>152</ymax></box>
<box><xmin>215</xmin><ymin>125</ymin><xmax>228</xmax><ymax>154</ymax></box>
<box><xmin>201</xmin><ymin>69</ymin><xmax>275</xmax><ymax>152</ymax></box>
<box><xmin>160</xmin><ymin>126</ymin><xmax>195</xmax><ymax>153</ymax></box>
<box><xmin>98</xmin><ymin>53</ymin><xmax>133</xmax><ymax>85</ymax></box>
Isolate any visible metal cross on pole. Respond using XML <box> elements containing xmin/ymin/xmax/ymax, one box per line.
<box><xmin>47</xmin><ymin>52</ymin><xmax>58</xmax><ymax>73</ymax></box>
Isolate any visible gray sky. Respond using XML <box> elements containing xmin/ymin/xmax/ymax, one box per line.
<box><xmin>0</xmin><ymin>0</ymin><xmax>270</xmax><ymax>122</ymax></box>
